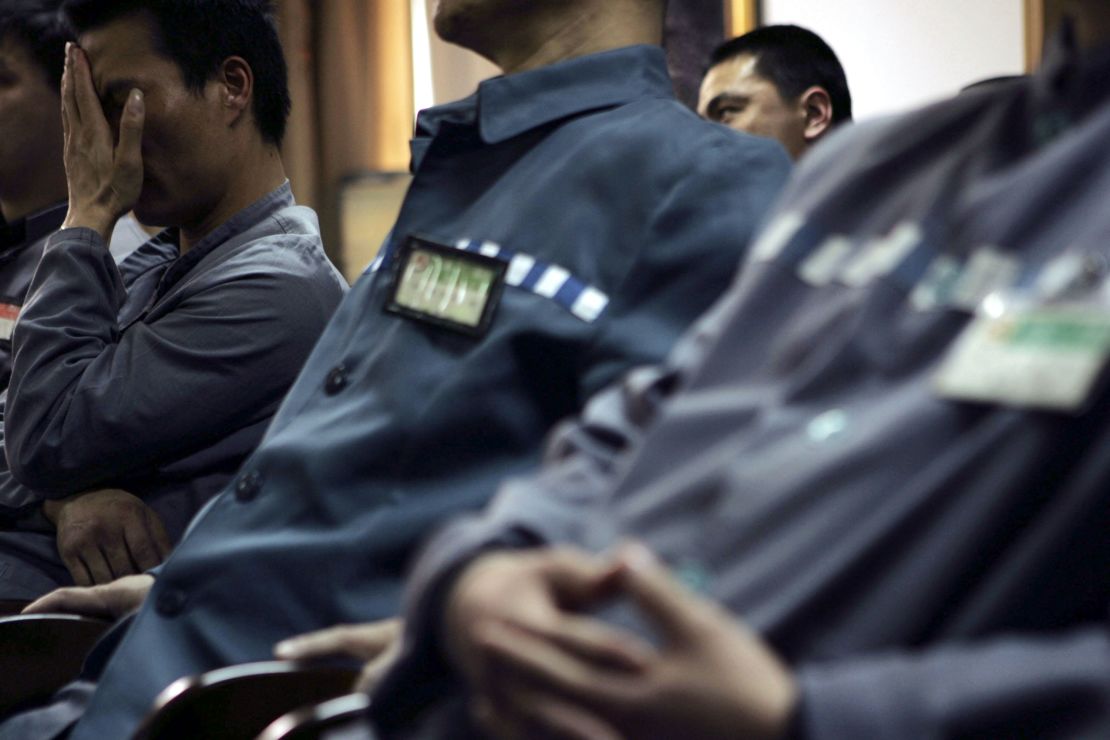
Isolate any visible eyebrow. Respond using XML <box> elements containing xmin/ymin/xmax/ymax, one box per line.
<box><xmin>705</xmin><ymin>93</ymin><xmax>748</xmax><ymax>118</ymax></box>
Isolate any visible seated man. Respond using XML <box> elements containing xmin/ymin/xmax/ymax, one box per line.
<box><xmin>364</xmin><ymin>5</ymin><xmax>1110</xmax><ymax>738</ymax></box>
<box><xmin>0</xmin><ymin>0</ymin><xmax>346</xmax><ymax>599</ymax></box>
<box><xmin>698</xmin><ymin>24</ymin><xmax>852</xmax><ymax>160</ymax></box>
<box><xmin>4</xmin><ymin>0</ymin><xmax>791</xmax><ymax>736</ymax></box>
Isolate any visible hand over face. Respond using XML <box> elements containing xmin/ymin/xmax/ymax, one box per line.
<box><xmin>274</xmin><ymin>618</ymin><xmax>403</xmax><ymax>693</ymax></box>
<box><xmin>44</xmin><ymin>488</ymin><xmax>171</xmax><ymax>586</ymax></box>
<box><xmin>60</xmin><ymin>42</ymin><xmax>144</xmax><ymax>240</ymax></box>
<box><xmin>459</xmin><ymin>545</ymin><xmax>797</xmax><ymax>740</ymax></box>
<box><xmin>22</xmin><ymin>573</ymin><xmax>154</xmax><ymax>620</ymax></box>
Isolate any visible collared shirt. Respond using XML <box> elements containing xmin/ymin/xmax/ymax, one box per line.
<box><xmin>0</xmin><ymin>201</ymin><xmax>67</xmax><ymax>389</ymax></box>
<box><xmin>2</xmin><ymin>182</ymin><xmax>347</xmax><ymax>543</ymax></box>
<box><xmin>379</xmin><ymin>35</ymin><xmax>1110</xmax><ymax>738</ymax></box>
<box><xmin>69</xmin><ymin>45</ymin><xmax>790</xmax><ymax>740</ymax></box>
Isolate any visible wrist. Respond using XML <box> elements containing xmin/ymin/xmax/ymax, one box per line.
<box><xmin>41</xmin><ymin>498</ymin><xmax>64</xmax><ymax>526</ymax></box>
<box><xmin>62</xmin><ymin>206</ymin><xmax>119</xmax><ymax>242</ymax></box>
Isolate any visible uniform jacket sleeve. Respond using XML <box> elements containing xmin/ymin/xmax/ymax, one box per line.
<box><xmin>4</xmin><ymin>227</ymin><xmax>338</xmax><ymax>497</ymax></box>
<box><xmin>793</xmin><ymin>627</ymin><xmax>1110</xmax><ymax>738</ymax></box>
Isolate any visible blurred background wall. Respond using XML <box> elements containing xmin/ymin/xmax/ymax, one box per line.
<box><xmin>275</xmin><ymin>0</ymin><xmax>1057</xmax><ymax>281</ymax></box>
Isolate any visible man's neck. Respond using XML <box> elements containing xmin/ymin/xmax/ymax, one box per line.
<box><xmin>491</xmin><ymin>3</ymin><xmax>664</xmax><ymax>75</ymax></box>
<box><xmin>178</xmin><ymin>148</ymin><xmax>287</xmax><ymax>255</ymax></box>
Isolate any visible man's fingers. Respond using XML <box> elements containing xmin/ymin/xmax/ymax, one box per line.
<box><xmin>150</xmin><ymin>514</ymin><xmax>172</xmax><ymax>561</ymax></box>
<box><xmin>22</xmin><ymin>585</ymin><xmax>108</xmax><ymax>617</ymax></box>
<box><xmin>70</xmin><ymin>47</ymin><xmax>108</xmax><ymax>140</ymax></box>
<box><xmin>615</xmin><ymin>542</ymin><xmax>702</xmax><ymax>641</ymax></box>
<box><xmin>115</xmin><ymin>89</ymin><xmax>144</xmax><ymax>174</ymax></box>
<box><xmin>61</xmin><ymin>554</ymin><xmax>93</xmax><ymax>588</ymax></box>
<box><xmin>540</xmin><ymin>548</ymin><xmax>625</xmax><ymax>608</ymax></box>
<box><xmin>102</xmin><ymin>536</ymin><xmax>139</xmax><ymax>581</ymax></box>
<box><xmin>275</xmin><ymin>620</ymin><xmax>400</xmax><ymax>662</ymax></box>
<box><xmin>477</xmin><ymin>620</ymin><xmax>638</xmax><ymax>711</ymax></box>
<box><xmin>509</xmin><ymin>613</ymin><xmax>653</xmax><ymax>673</ymax></box>
<box><xmin>124</xmin><ymin>526</ymin><xmax>161</xmax><ymax>574</ymax></box>
<box><xmin>126</xmin><ymin>512</ymin><xmax>171</xmax><ymax>572</ymax></box>
<box><xmin>353</xmin><ymin>633</ymin><xmax>403</xmax><ymax>693</ymax></box>
<box><xmin>62</xmin><ymin>43</ymin><xmax>79</xmax><ymax>130</ymax></box>
<box><xmin>82</xmin><ymin>547</ymin><xmax>116</xmax><ymax>585</ymax></box>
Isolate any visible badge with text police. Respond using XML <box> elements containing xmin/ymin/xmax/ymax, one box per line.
<box><xmin>385</xmin><ymin>235</ymin><xmax>507</xmax><ymax>336</ymax></box>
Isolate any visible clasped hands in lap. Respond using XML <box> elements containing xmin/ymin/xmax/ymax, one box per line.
<box><xmin>25</xmin><ymin>542</ymin><xmax>797</xmax><ymax>740</ymax></box>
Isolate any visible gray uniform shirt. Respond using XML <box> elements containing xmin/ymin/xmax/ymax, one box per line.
<box><xmin>378</xmin><ymin>36</ymin><xmax>1110</xmax><ymax>738</ymax></box>
<box><xmin>0</xmin><ymin>184</ymin><xmax>346</xmax><ymax>588</ymax></box>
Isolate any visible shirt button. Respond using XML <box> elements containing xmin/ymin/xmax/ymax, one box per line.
<box><xmin>235</xmin><ymin>470</ymin><xmax>262</xmax><ymax>502</ymax></box>
<box><xmin>324</xmin><ymin>364</ymin><xmax>349</xmax><ymax>395</ymax></box>
<box><xmin>155</xmin><ymin>587</ymin><xmax>187</xmax><ymax>617</ymax></box>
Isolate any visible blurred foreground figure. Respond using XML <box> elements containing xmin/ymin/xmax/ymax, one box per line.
<box><xmin>367</xmin><ymin>9</ymin><xmax>1110</xmax><ymax>740</ymax></box>
<box><xmin>1</xmin><ymin>0</ymin><xmax>790</xmax><ymax>736</ymax></box>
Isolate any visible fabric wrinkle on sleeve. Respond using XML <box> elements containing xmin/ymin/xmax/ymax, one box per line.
<box><xmin>794</xmin><ymin>627</ymin><xmax>1110</xmax><ymax>739</ymax></box>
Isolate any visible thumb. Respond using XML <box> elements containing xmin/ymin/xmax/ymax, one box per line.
<box><xmin>115</xmin><ymin>89</ymin><xmax>144</xmax><ymax>175</ymax></box>
<box><xmin>540</xmin><ymin>548</ymin><xmax>625</xmax><ymax>608</ymax></box>
<box><xmin>615</xmin><ymin>542</ymin><xmax>702</xmax><ymax>643</ymax></box>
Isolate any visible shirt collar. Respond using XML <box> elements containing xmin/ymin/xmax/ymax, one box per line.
<box><xmin>154</xmin><ymin>181</ymin><xmax>294</xmax><ymax>298</ymax></box>
<box><xmin>412</xmin><ymin>44</ymin><xmax>674</xmax><ymax>159</ymax></box>
<box><xmin>0</xmin><ymin>201</ymin><xmax>67</xmax><ymax>251</ymax></box>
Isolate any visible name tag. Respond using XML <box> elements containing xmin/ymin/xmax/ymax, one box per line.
<box><xmin>934</xmin><ymin>294</ymin><xmax>1110</xmax><ymax>412</ymax></box>
<box><xmin>384</xmin><ymin>235</ymin><xmax>506</xmax><ymax>336</ymax></box>
<box><xmin>0</xmin><ymin>303</ymin><xmax>18</xmax><ymax>342</ymax></box>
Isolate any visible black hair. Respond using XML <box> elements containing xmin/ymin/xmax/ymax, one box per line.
<box><xmin>0</xmin><ymin>0</ymin><xmax>74</xmax><ymax>89</ymax></box>
<box><xmin>709</xmin><ymin>24</ymin><xmax>852</xmax><ymax>124</ymax></box>
<box><xmin>62</xmin><ymin>0</ymin><xmax>290</xmax><ymax>146</ymax></box>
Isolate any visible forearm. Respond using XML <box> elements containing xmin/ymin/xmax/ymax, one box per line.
<box><xmin>6</xmin><ymin>228</ymin><xmax>128</xmax><ymax>492</ymax></box>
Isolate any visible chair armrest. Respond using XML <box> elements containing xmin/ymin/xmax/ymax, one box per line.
<box><xmin>258</xmin><ymin>692</ymin><xmax>373</xmax><ymax>740</ymax></box>
<box><xmin>0</xmin><ymin>613</ymin><xmax>112</xmax><ymax>714</ymax></box>
<box><xmin>132</xmin><ymin>660</ymin><xmax>361</xmax><ymax>740</ymax></box>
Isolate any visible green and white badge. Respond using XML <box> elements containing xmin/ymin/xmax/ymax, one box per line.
<box><xmin>934</xmin><ymin>291</ymin><xmax>1110</xmax><ymax>412</ymax></box>
<box><xmin>385</xmin><ymin>235</ymin><xmax>507</xmax><ymax>336</ymax></box>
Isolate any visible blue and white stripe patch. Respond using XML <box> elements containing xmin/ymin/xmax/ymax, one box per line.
<box><xmin>368</xmin><ymin>237</ymin><xmax>610</xmax><ymax>323</ymax></box>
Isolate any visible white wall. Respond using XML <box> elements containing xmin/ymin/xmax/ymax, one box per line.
<box><xmin>762</xmin><ymin>0</ymin><xmax>1025</xmax><ymax>120</ymax></box>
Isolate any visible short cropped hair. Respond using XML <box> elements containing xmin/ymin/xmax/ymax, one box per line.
<box><xmin>709</xmin><ymin>25</ymin><xmax>852</xmax><ymax>124</ymax></box>
<box><xmin>63</xmin><ymin>0</ymin><xmax>291</xmax><ymax>146</ymax></box>
<box><xmin>0</xmin><ymin>0</ymin><xmax>73</xmax><ymax>89</ymax></box>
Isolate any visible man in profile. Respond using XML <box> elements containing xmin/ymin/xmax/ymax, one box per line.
<box><xmin>5</xmin><ymin>0</ymin><xmax>790</xmax><ymax>736</ymax></box>
<box><xmin>698</xmin><ymin>24</ymin><xmax>852</xmax><ymax>159</ymax></box>
<box><xmin>0</xmin><ymin>0</ymin><xmax>344</xmax><ymax>601</ymax></box>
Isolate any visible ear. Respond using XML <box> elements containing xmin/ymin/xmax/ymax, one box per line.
<box><xmin>799</xmin><ymin>85</ymin><xmax>834</xmax><ymax>143</ymax></box>
<box><xmin>217</xmin><ymin>56</ymin><xmax>253</xmax><ymax>126</ymax></box>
